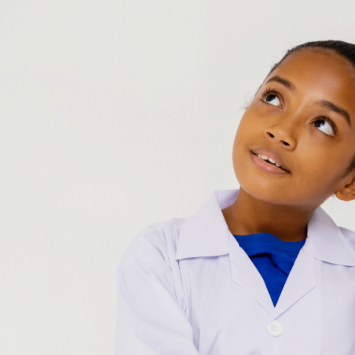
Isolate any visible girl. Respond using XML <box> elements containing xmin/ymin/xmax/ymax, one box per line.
<box><xmin>115</xmin><ymin>40</ymin><xmax>355</xmax><ymax>354</ymax></box>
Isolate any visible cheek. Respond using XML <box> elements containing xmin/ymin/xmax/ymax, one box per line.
<box><xmin>292</xmin><ymin>151</ymin><xmax>344</xmax><ymax>194</ymax></box>
<box><xmin>233</xmin><ymin>115</ymin><xmax>264</xmax><ymax>158</ymax></box>
<box><xmin>232</xmin><ymin>124</ymin><xmax>250</xmax><ymax>168</ymax></box>
<box><xmin>234</xmin><ymin>114</ymin><xmax>258</xmax><ymax>144</ymax></box>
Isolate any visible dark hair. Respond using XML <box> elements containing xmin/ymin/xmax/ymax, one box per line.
<box><xmin>266</xmin><ymin>40</ymin><xmax>355</xmax><ymax>78</ymax></box>
<box><xmin>264</xmin><ymin>40</ymin><xmax>355</xmax><ymax>179</ymax></box>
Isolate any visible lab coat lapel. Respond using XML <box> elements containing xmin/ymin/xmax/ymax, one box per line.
<box><xmin>229</xmin><ymin>216</ymin><xmax>318</xmax><ymax>319</ymax></box>
<box><xmin>229</xmin><ymin>233</ymin><xmax>275</xmax><ymax>314</ymax></box>
<box><xmin>271</xmin><ymin>246</ymin><xmax>316</xmax><ymax>319</ymax></box>
<box><xmin>270</xmin><ymin>209</ymin><xmax>319</xmax><ymax>319</ymax></box>
<box><xmin>271</xmin><ymin>205</ymin><xmax>355</xmax><ymax>319</ymax></box>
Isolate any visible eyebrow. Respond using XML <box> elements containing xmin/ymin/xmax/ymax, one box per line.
<box><xmin>266</xmin><ymin>75</ymin><xmax>351</xmax><ymax>127</ymax></box>
<box><xmin>316</xmin><ymin>100</ymin><xmax>351</xmax><ymax>127</ymax></box>
<box><xmin>266</xmin><ymin>75</ymin><xmax>296</xmax><ymax>91</ymax></box>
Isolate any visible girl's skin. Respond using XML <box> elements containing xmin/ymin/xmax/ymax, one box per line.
<box><xmin>222</xmin><ymin>48</ymin><xmax>355</xmax><ymax>242</ymax></box>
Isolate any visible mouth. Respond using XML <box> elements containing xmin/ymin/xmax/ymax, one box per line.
<box><xmin>251</xmin><ymin>151</ymin><xmax>290</xmax><ymax>173</ymax></box>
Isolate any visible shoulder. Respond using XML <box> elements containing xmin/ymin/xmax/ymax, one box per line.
<box><xmin>119</xmin><ymin>217</ymin><xmax>186</xmax><ymax>267</ymax></box>
<box><xmin>339</xmin><ymin>226</ymin><xmax>355</xmax><ymax>252</ymax></box>
<box><xmin>117</xmin><ymin>218</ymin><xmax>188</xmax><ymax>310</ymax></box>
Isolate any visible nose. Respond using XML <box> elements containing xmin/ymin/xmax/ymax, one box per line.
<box><xmin>264</xmin><ymin>120</ymin><xmax>297</xmax><ymax>149</ymax></box>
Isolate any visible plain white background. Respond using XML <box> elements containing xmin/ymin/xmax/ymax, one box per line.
<box><xmin>1</xmin><ymin>0</ymin><xmax>355</xmax><ymax>354</ymax></box>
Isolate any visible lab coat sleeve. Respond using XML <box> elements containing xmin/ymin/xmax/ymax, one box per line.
<box><xmin>114</xmin><ymin>229</ymin><xmax>199</xmax><ymax>355</ymax></box>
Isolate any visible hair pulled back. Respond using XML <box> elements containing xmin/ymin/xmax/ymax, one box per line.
<box><xmin>267</xmin><ymin>40</ymin><xmax>355</xmax><ymax>78</ymax></box>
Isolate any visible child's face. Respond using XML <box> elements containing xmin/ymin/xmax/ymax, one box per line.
<box><xmin>233</xmin><ymin>49</ymin><xmax>355</xmax><ymax>208</ymax></box>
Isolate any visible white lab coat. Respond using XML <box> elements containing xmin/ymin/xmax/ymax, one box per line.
<box><xmin>114</xmin><ymin>189</ymin><xmax>355</xmax><ymax>355</ymax></box>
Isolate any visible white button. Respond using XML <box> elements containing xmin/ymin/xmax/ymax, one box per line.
<box><xmin>267</xmin><ymin>320</ymin><xmax>282</xmax><ymax>337</ymax></box>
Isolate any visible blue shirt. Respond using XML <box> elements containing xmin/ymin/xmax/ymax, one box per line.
<box><xmin>233</xmin><ymin>233</ymin><xmax>306</xmax><ymax>306</ymax></box>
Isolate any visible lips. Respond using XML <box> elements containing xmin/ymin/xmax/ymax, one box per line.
<box><xmin>251</xmin><ymin>147</ymin><xmax>290</xmax><ymax>173</ymax></box>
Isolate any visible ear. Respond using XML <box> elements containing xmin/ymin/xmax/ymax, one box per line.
<box><xmin>335</xmin><ymin>176</ymin><xmax>355</xmax><ymax>201</ymax></box>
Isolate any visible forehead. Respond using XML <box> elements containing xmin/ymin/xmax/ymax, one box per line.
<box><xmin>270</xmin><ymin>49</ymin><xmax>355</xmax><ymax>104</ymax></box>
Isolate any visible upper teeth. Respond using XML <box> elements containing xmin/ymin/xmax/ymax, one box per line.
<box><xmin>257</xmin><ymin>154</ymin><xmax>281</xmax><ymax>167</ymax></box>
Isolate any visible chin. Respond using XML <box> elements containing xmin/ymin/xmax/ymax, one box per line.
<box><xmin>240</xmin><ymin>180</ymin><xmax>293</xmax><ymax>206</ymax></box>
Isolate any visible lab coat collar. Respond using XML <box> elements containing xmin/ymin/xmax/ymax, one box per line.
<box><xmin>176</xmin><ymin>189</ymin><xmax>355</xmax><ymax>267</ymax></box>
<box><xmin>307</xmin><ymin>206</ymin><xmax>355</xmax><ymax>266</ymax></box>
<box><xmin>175</xmin><ymin>189</ymin><xmax>237</xmax><ymax>260</ymax></box>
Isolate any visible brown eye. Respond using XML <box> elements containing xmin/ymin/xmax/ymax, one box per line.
<box><xmin>263</xmin><ymin>93</ymin><xmax>281</xmax><ymax>107</ymax></box>
<box><xmin>313</xmin><ymin>118</ymin><xmax>335</xmax><ymax>137</ymax></box>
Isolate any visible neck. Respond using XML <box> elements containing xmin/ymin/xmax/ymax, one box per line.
<box><xmin>222</xmin><ymin>188</ymin><xmax>315</xmax><ymax>242</ymax></box>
